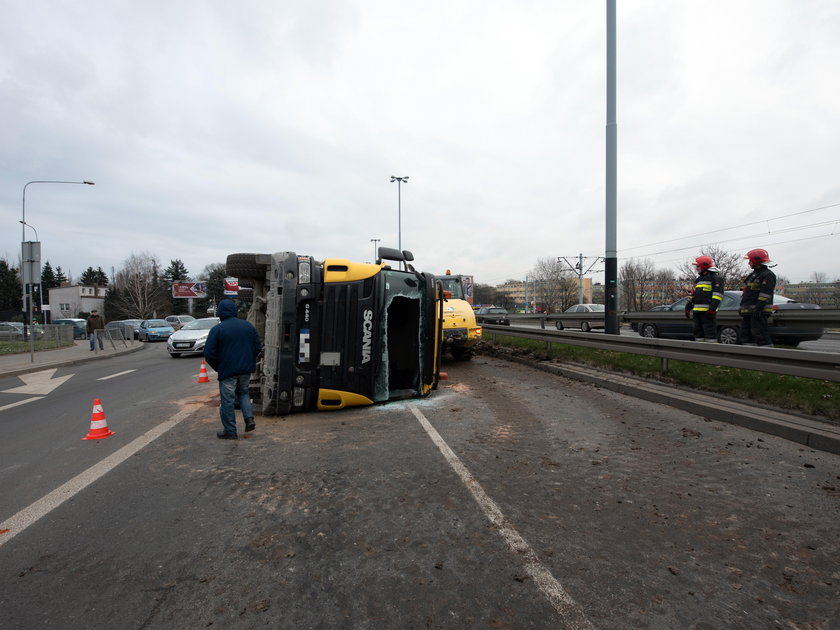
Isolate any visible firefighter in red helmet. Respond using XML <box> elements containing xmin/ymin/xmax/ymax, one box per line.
<box><xmin>739</xmin><ymin>248</ymin><xmax>776</xmax><ymax>346</ymax></box>
<box><xmin>684</xmin><ymin>255</ymin><xmax>724</xmax><ymax>342</ymax></box>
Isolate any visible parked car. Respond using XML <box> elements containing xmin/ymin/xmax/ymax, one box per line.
<box><xmin>53</xmin><ymin>318</ymin><xmax>88</xmax><ymax>339</ymax></box>
<box><xmin>165</xmin><ymin>315</ymin><xmax>195</xmax><ymax>330</ymax></box>
<box><xmin>120</xmin><ymin>319</ymin><xmax>143</xmax><ymax>339</ymax></box>
<box><xmin>555</xmin><ymin>303</ymin><xmax>605</xmax><ymax>332</ymax></box>
<box><xmin>166</xmin><ymin>317</ymin><xmax>220</xmax><ymax>357</ymax></box>
<box><xmin>475</xmin><ymin>306</ymin><xmax>510</xmax><ymax>325</ymax></box>
<box><xmin>634</xmin><ymin>291</ymin><xmax>823</xmax><ymax>346</ymax></box>
<box><xmin>0</xmin><ymin>322</ymin><xmax>24</xmax><ymax>341</ymax></box>
<box><xmin>138</xmin><ymin>319</ymin><xmax>175</xmax><ymax>342</ymax></box>
<box><xmin>105</xmin><ymin>320</ymin><xmax>139</xmax><ymax>340</ymax></box>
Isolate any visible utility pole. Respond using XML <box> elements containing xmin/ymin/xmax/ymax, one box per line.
<box><xmin>559</xmin><ymin>255</ymin><xmax>604</xmax><ymax>305</ymax></box>
<box><xmin>604</xmin><ymin>0</ymin><xmax>619</xmax><ymax>333</ymax></box>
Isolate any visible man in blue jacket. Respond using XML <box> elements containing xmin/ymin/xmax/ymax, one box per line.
<box><xmin>204</xmin><ymin>299</ymin><xmax>262</xmax><ymax>439</ymax></box>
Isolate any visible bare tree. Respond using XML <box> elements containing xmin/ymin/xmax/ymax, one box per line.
<box><xmin>653</xmin><ymin>268</ymin><xmax>684</xmax><ymax>305</ymax></box>
<box><xmin>113</xmin><ymin>252</ymin><xmax>169</xmax><ymax>318</ymax></box>
<box><xmin>529</xmin><ymin>257</ymin><xmax>577</xmax><ymax>313</ymax></box>
<box><xmin>676</xmin><ymin>245</ymin><xmax>744</xmax><ymax>290</ymax></box>
<box><xmin>473</xmin><ymin>283</ymin><xmax>500</xmax><ymax>307</ymax></box>
<box><xmin>619</xmin><ymin>258</ymin><xmax>663</xmax><ymax>311</ymax></box>
<box><xmin>801</xmin><ymin>271</ymin><xmax>833</xmax><ymax>305</ymax></box>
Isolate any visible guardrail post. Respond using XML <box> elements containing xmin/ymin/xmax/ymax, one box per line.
<box><xmin>660</xmin><ymin>357</ymin><xmax>669</xmax><ymax>374</ymax></box>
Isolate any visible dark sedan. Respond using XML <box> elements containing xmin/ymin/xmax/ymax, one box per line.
<box><xmin>475</xmin><ymin>306</ymin><xmax>510</xmax><ymax>325</ymax></box>
<box><xmin>634</xmin><ymin>291</ymin><xmax>823</xmax><ymax>346</ymax></box>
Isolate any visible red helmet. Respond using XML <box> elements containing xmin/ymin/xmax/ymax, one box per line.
<box><xmin>693</xmin><ymin>255</ymin><xmax>714</xmax><ymax>271</ymax></box>
<box><xmin>744</xmin><ymin>248</ymin><xmax>771</xmax><ymax>267</ymax></box>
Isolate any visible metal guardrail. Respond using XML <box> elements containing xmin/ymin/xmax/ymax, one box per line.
<box><xmin>481</xmin><ymin>324</ymin><xmax>840</xmax><ymax>382</ymax></box>
<box><xmin>509</xmin><ymin>310</ymin><xmax>840</xmax><ymax>328</ymax></box>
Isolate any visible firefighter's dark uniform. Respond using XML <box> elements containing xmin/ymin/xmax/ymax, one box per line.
<box><xmin>739</xmin><ymin>265</ymin><xmax>776</xmax><ymax>345</ymax></box>
<box><xmin>685</xmin><ymin>269</ymin><xmax>724</xmax><ymax>341</ymax></box>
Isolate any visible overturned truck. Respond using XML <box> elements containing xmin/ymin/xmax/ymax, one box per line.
<box><xmin>226</xmin><ymin>249</ymin><xmax>443</xmax><ymax>415</ymax></box>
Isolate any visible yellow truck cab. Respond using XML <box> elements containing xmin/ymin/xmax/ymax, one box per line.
<box><xmin>438</xmin><ymin>270</ymin><xmax>481</xmax><ymax>361</ymax></box>
<box><xmin>226</xmin><ymin>248</ymin><xmax>443</xmax><ymax>415</ymax></box>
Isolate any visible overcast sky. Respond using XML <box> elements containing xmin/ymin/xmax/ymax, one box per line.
<box><xmin>2</xmin><ymin>0</ymin><xmax>839</xmax><ymax>289</ymax></box>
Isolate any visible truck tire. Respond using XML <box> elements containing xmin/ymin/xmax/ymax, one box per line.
<box><xmin>452</xmin><ymin>347</ymin><xmax>473</xmax><ymax>361</ymax></box>
<box><xmin>226</xmin><ymin>253</ymin><xmax>267</xmax><ymax>281</ymax></box>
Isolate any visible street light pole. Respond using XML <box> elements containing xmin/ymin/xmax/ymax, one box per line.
<box><xmin>21</xmin><ymin>180</ymin><xmax>95</xmax><ymax>362</ymax></box>
<box><xmin>370</xmin><ymin>238</ymin><xmax>380</xmax><ymax>262</ymax></box>
<box><xmin>389</xmin><ymin>176</ymin><xmax>409</xmax><ymax>254</ymax></box>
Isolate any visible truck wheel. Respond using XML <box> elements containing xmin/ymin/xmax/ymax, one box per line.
<box><xmin>226</xmin><ymin>253</ymin><xmax>267</xmax><ymax>281</ymax></box>
<box><xmin>452</xmin><ymin>347</ymin><xmax>473</xmax><ymax>361</ymax></box>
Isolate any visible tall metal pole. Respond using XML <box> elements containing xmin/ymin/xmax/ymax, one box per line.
<box><xmin>390</xmin><ymin>176</ymin><xmax>409</xmax><ymax>254</ymax></box>
<box><xmin>370</xmin><ymin>238</ymin><xmax>380</xmax><ymax>262</ymax></box>
<box><xmin>21</xmin><ymin>180</ymin><xmax>95</xmax><ymax>359</ymax></box>
<box><xmin>604</xmin><ymin>1</ymin><xmax>619</xmax><ymax>334</ymax></box>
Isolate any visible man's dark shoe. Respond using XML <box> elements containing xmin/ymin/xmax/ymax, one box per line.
<box><xmin>245</xmin><ymin>419</ymin><xmax>256</xmax><ymax>432</ymax></box>
<box><xmin>217</xmin><ymin>431</ymin><xmax>238</xmax><ymax>440</ymax></box>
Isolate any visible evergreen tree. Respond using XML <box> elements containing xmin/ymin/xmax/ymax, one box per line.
<box><xmin>163</xmin><ymin>259</ymin><xmax>190</xmax><ymax>283</ymax></box>
<box><xmin>163</xmin><ymin>259</ymin><xmax>191</xmax><ymax>315</ymax></box>
<box><xmin>94</xmin><ymin>266</ymin><xmax>109</xmax><ymax>286</ymax></box>
<box><xmin>103</xmin><ymin>284</ymin><xmax>125</xmax><ymax>321</ymax></box>
<box><xmin>195</xmin><ymin>263</ymin><xmax>226</xmax><ymax>315</ymax></box>
<box><xmin>41</xmin><ymin>262</ymin><xmax>59</xmax><ymax>305</ymax></box>
<box><xmin>80</xmin><ymin>267</ymin><xmax>98</xmax><ymax>285</ymax></box>
<box><xmin>0</xmin><ymin>258</ymin><xmax>22</xmax><ymax>311</ymax></box>
<box><xmin>54</xmin><ymin>266</ymin><xmax>68</xmax><ymax>286</ymax></box>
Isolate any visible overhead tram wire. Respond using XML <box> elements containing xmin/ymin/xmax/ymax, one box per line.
<box><xmin>636</xmin><ymin>230</ymin><xmax>840</xmax><ymax>269</ymax></box>
<box><xmin>622</xmin><ymin>200</ymin><xmax>840</xmax><ymax>254</ymax></box>
<box><xmin>620</xmin><ymin>217</ymin><xmax>840</xmax><ymax>261</ymax></box>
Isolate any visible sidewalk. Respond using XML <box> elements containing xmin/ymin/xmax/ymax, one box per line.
<box><xmin>0</xmin><ymin>339</ymin><xmax>145</xmax><ymax>379</ymax></box>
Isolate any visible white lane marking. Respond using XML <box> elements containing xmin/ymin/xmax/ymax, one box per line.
<box><xmin>97</xmin><ymin>370</ymin><xmax>136</xmax><ymax>381</ymax></box>
<box><xmin>1</xmin><ymin>369</ymin><xmax>73</xmax><ymax>396</ymax></box>
<box><xmin>410</xmin><ymin>405</ymin><xmax>595</xmax><ymax>630</ymax></box>
<box><xmin>0</xmin><ymin>397</ymin><xmax>41</xmax><ymax>413</ymax></box>
<box><xmin>0</xmin><ymin>405</ymin><xmax>197</xmax><ymax>547</ymax></box>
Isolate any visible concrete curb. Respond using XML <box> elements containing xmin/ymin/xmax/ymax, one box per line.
<box><xmin>494</xmin><ymin>354</ymin><xmax>840</xmax><ymax>456</ymax></box>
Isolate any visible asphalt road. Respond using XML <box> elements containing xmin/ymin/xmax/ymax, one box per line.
<box><xmin>1</xmin><ymin>350</ymin><xmax>838</xmax><ymax>628</ymax></box>
<box><xmin>0</xmin><ymin>342</ymin><xmax>203</xmax><ymax>519</ymax></box>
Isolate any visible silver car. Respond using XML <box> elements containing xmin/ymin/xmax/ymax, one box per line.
<box><xmin>555</xmin><ymin>303</ymin><xmax>605</xmax><ymax>332</ymax></box>
<box><xmin>0</xmin><ymin>322</ymin><xmax>24</xmax><ymax>341</ymax></box>
<box><xmin>166</xmin><ymin>317</ymin><xmax>220</xmax><ymax>357</ymax></box>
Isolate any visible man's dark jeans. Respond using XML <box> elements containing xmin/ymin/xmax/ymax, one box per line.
<box><xmin>219</xmin><ymin>373</ymin><xmax>253</xmax><ymax>436</ymax></box>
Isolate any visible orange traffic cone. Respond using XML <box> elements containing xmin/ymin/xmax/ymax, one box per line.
<box><xmin>82</xmin><ymin>398</ymin><xmax>115</xmax><ymax>440</ymax></box>
<box><xmin>197</xmin><ymin>360</ymin><xmax>211</xmax><ymax>383</ymax></box>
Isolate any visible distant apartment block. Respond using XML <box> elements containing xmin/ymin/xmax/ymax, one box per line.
<box><xmin>781</xmin><ymin>281</ymin><xmax>840</xmax><ymax>308</ymax></box>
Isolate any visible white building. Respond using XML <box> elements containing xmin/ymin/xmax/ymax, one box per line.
<box><xmin>48</xmin><ymin>285</ymin><xmax>106</xmax><ymax>318</ymax></box>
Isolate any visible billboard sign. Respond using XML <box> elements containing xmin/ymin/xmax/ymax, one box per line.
<box><xmin>224</xmin><ymin>277</ymin><xmax>239</xmax><ymax>296</ymax></box>
<box><xmin>172</xmin><ymin>282</ymin><xmax>207</xmax><ymax>299</ymax></box>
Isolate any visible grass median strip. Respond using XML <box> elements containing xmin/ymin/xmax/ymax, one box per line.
<box><xmin>479</xmin><ymin>337</ymin><xmax>840</xmax><ymax>423</ymax></box>
<box><xmin>0</xmin><ymin>340</ymin><xmax>75</xmax><ymax>355</ymax></box>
